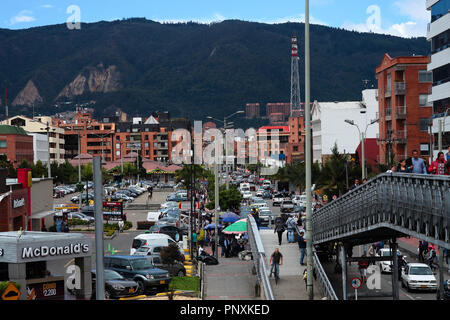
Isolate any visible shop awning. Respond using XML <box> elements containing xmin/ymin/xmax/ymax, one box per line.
<box><xmin>0</xmin><ymin>191</ymin><xmax>11</xmax><ymax>202</ymax></box>
<box><xmin>31</xmin><ymin>210</ymin><xmax>57</xmax><ymax>219</ymax></box>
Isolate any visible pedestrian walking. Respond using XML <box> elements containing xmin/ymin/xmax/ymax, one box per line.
<box><xmin>396</xmin><ymin>159</ymin><xmax>411</xmax><ymax>173</ymax></box>
<box><xmin>274</xmin><ymin>218</ymin><xmax>286</xmax><ymax>246</ymax></box>
<box><xmin>286</xmin><ymin>216</ymin><xmax>296</xmax><ymax>243</ymax></box>
<box><xmin>407</xmin><ymin>150</ymin><xmax>428</xmax><ymax>174</ymax></box>
<box><xmin>358</xmin><ymin>254</ymin><xmax>369</xmax><ymax>283</ymax></box>
<box><xmin>298</xmin><ymin>231</ymin><xmax>307</xmax><ymax>266</ymax></box>
<box><xmin>428</xmin><ymin>152</ymin><xmax>449</xmax><ymax>175</ymax></box>
<box><xmin>427</xmin><ymin>246</ymin><xmax>438</xmax><ymax>271</ymax></box>
<box><xmin>210</xmin><ymin>237</ymin><xmax>216</xmax><ymax>257</ymax></box>
<box><xmin>118</xmin><ymin>220</ymin><xmax>124</xmax><ymax>233</ymax></box>
<box><xmin>350</xmin><ymin>179</ymin><xmax>360</xmax><ymax>190</ymax></box>
<box><xmin>269</xmin><ymin>248</ymin><xmax>283</xmax><ymax>282</ymax></box>
<box><xmin>368</xmin><ymin>244</ymin><xmax>376</xmax><ymax>265</ymax></box>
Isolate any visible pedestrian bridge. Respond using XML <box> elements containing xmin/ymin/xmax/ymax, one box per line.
<box><xmin>312</xmin><ymin>173</ymin><xmax>450</xmax><ymax>250</ymax></box>
<box><xmin>247</xmin><ymin>173</ymin><xmax>449</xmax><ymax>300</ymax></box>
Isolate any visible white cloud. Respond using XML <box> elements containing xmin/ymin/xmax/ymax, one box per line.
<box><xmin>9</xmin><ymin>10</ymin><xmax>35</xmax><ymax>25</ymax></box>
<box><xmin>393</xmin><ymin>0</ymin><xmax>430</xmax><ymax>22</ymax></box>
<box><xmin>341</xmin><ymin>1</ymin><xmax>429</xmax><ymax>38</ymax></box>
<box><xmin>41</xmin><ymin>4</ymin><xmax>54</xmax><ymax>9</ymax></box>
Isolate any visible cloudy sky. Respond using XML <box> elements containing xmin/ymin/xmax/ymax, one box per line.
<box><xmin>1</xmin><ymin>0</ymin><xmax>431</xmax><ymax>38</ymax></box>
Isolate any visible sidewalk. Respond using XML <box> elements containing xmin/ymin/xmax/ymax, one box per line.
<box><xmin>260</xmin><ymin>229</ymin><xmax>324</xmax><ymax>300</ymax></box>
<box><xmin>204</xmin><ymin>256</ymin><xmax>258</xmax><ymax>300</ymax></box>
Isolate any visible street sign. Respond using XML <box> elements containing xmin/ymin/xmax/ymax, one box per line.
<box><xmin>351</xmin><ymin>277</ymin><xmax>362</xmax><ymax>290</ymax></box>
<box><xmin>1</xmin><ymin>282</ymin><xmax>21</xmax><ymax>300</ymax></box>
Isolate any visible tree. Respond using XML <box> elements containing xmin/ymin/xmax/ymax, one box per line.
<box><xmin>0</xmin><ymin>155</ymin><xmax>17</xmax><ymax>178</ymax></box>
<box><xmin>60</xmin><ymin>160</ymin><xmax>77</xmax><ymax>184</ymax></box>
<box><xmin>31</xmin><ymin>160</ymin><xmax>48</xmax><ymax>178</ymax></box>
<box><xmin>160</xmin><ymin>243</ymin><xmax>185</xmax><ymax>265</ymax></box>
<box><xmin>81</xmin><ymin>163</ymin><xmax>93</xmax><ymax>181</ymax></box>
<box><xmin>174</xmin><ymin>164</ymin><xmax>207</xmax><ymax>190</ymax></box>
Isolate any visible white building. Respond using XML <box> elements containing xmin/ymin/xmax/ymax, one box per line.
<box><xmin>427</xmin><ymin>0</ymin><xmax>450</xmax><ymax>157</ymax></box>
<box><xmin>312</xmin><ymin>89</ymin><xmax>379</xmax><ymax>164</ymax></box>
<box><xmin>29</xmin><ymin>133</ymin><xmax>49</xmax><ymax>167</ymax></box>
<box><xmin>0</xmin><ymin>115</ymin><xmax>65</xmax><ymax>164</ymax></box>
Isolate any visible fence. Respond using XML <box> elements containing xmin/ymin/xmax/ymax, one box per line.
<box><xmin>247</xmin><ymin>215</ymin><xmax>274</xmax><ymax>300</ymax></box>
<box><xmin>312</xmin><ymin>173</ymin><xmax>450</xmax><ymax>249</ymax></box>
<box><xmin>294</xmin><ymin>224</ymin><xmax>338</xmax><ymax>300</ymax></box>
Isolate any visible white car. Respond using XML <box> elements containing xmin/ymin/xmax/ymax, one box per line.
<box><xmin>401</xmin><ymin>263</ymin><xmax>437</xmax><ymax>292</ymax></box>
<box><xmin>146</xmin><ymin>211</ymin><xmax>163</xmax><ymax>223</ymax></box>
<box><xmin>242</xmin><ymin>191</ymin><xmax>253</xmax><ymax>200</ymax></box>
<box><xmin>272</xmin><ymin>194</ymin><xmax>284</xmax><ymax>206</ymax></box>
<box><xmin>377</xmin><ymin>248</ymin><xmax>402</xmax><ymax>273</ymax></box>
<box><xmin>160</xmin><ymin>201</ymin><xmax>179</xmax><ymax>209</ymax></box>
<box><xmin>255</xmin><ymin>189</ymin><xmax>264</xmax><ymax>197</ymax></box>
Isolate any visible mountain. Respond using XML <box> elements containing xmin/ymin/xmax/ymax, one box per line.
<box><xmin>0</xmin><ymin>18</ymin><xmax>429</xmax><ymax>123</ymax></box>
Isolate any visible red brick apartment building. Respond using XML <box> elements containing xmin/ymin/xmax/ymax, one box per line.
<box><xmin>245</xmin><ymin>103</ymin><xmax>260</xmax><ymax>118</ymax></box>
<box><xmin>376</xmin><ymin>54</ymin><xmax>433</xmax><ymax>164</ymax></box>
<box><xmin>0</xmin><ymin>125</ymin><xmax>34</xmax><ymax>167</ymax></box>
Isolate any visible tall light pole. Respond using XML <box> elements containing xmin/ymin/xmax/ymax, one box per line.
<box><xmin>40</xmin><ymin>122</ymin><xmax>55</xmax><ymax>178</ymax></box>
<box><xmin>304</xmin><ymin>0</ymin><xmax>314</xmax><ymax>300</ymax></box>
<box><xmin>207</xmin><ymin>110</ymin><xmax>244</xmax><ymax>189</ymax></box>
<box><xmin>344</xmin><ymin>118</ymin><xmax>379</xmax><ymax>180</ymax></box>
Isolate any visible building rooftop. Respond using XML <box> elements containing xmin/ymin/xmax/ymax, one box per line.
<box><xmin>0</xmin><ymin>125</ymin><xmax>29</xmax><ymax>135</ymax></box>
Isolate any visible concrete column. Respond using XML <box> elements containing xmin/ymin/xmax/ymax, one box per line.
<box><xmin>438</xmin><ymin>245</ymin><xmax>444</xmax><ymax>300</ymax></box>
<box><xmin>8</xmin><ymin>263</ymin><xmax>27</xmax><ymax>300</ymax></box>
<box><xmin>75</xmin><ymin>256</ymin><xmax>92</xmax><ymax>300</ymax></box>
<box><xmin>391</xmin><ymin>240</ymin><xmax>399</xmax><ymax>300</ymax></box>
<box><xmin>341</xmin><ymin>245</ymin><xmax>347</xmax><ymax>300</ymax></box>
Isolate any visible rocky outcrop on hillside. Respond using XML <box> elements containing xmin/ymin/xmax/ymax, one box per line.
<box><xmin>56</xmin><ymin>64</ymin><xmax>122</xmax><ymax>100</ymax></box>
<box><xmin>12</xmin><ymin>80</ymin><xmax>43</xmax><ymax>107</ymax></box>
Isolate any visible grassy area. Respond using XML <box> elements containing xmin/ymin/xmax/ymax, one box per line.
<box><xmin>169</xmin><ymin>276</ymin><xmax>200</xmax><ymax>292</ymax></box>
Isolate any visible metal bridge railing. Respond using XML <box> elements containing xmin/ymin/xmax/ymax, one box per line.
<box><xmin>312</xmin><ymin>173</ymin><xmax>450</xmax><ymax>249</ymax></box>
<box><xmin>295</xmin><ymin>224</ymin><xmax>338</xmax><ymax>300</ymax></box>
<box><xmin>247</xmin><ymin>215</ymin><xmax>274</xmax><ymax>300</ymax></box>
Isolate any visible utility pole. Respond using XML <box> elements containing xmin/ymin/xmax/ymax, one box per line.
<box><xmin>438</xmin><ymin>118</ymin><xmax>443</xmax><ymax>153</ymax></box>
<box><xmin>305</xmin><ymin>0</ymin><xmax>314</xmax><ymax>300</ymax></box>
<box><xmin>361</xmin><ymin>132</ymin><xmax>366</xmax><ymax>180</ymax></box>
<box><xmin>214</xmin><ymin>135</ymin><xmax>220</xmax><ymax>259</ymax></box>
<box><xmin>93</xmin><ymin>157</ymin><xmax>105</xmax><ymax>300</ymax></box>
<box><xmin>78</xmin><ymin>132</ymin><xmax>82</xmax><ymax>211</ymax></box>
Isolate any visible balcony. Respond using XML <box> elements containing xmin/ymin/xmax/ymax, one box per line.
<box><xmin>395</xmin><ymin>106</ymin><xmax>407</xmax><ymax>120</ymax></box>
<box><xmin>385</xmin><ymin>108</ymin><xmax>392</xmax><ymax>121</ymax></box>
<box><xmin>394</xmin><ymin>130</ymin><xmax>407</xmax><ymax>144</ymax></box>
<box><xmin>384</xmin><ymin>89</ymin><xmax>391</xmax><ymax>98</ymax></box>
<box><xmin>394</xmin><ymin>82</ymin><xmax>406</xmax><ymax>95</ymax></box>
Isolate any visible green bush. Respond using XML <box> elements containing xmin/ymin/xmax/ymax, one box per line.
<box><xmin>67</xmin><ymin>218</ymin><xmax>89</xmax><ymax>226</ymax></box>
<box><xmin>105</xmin><ymin>229</ymin><xmax>116</xmax><ymax>237</ymax></box>
<box><xmin>124</xmin><ymin>221</ymin><xmax>132</xmax><ymax>230</ymax></box>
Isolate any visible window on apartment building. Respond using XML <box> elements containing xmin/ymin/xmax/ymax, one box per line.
<box><xmin>293</xmin><ymin>146</ymin><xmax>298</xmax><ymax>152</ymax></box>
<box><xmin>116</xmin><ymin>151</ymin><xmax>120</xmax><ymax>156</ymax></box>
<box><xmin>0</xmin><ymin>140</ymin><xmax>6</xmax><ymax>148</ymax></box>
<box><xmin>418</xmin><ymin>70</ymin><xmax>433</xmax><ymax>83</ymax></box>
<box><xmin>145</xmin><ymin>150</ymin><xmax>149</xmax><ymax>156</ymax></box>
<box><xmin>420</xmin><ymin>118</ymin><xmax>431</xmax><ymax>131</ymax></box>
<box><xmin>116</xmin><ymin>136</ymin><xmax>120</xmax><ymax>141</ymax></box>
<box><xmin>145</xmin><ymin>135</ymin><xmax>148</xmax><ymax>140</ymax></box>
<box><xmin>116</xmin><ymin>129</ymin><xmax>121</xmax><ymax>133</ymax></box>
<box><xmin>419</xmin><ymin>94</ymin><xmax>432</xmax><ymax>107</ymax></box>
<box><xmin>386</xmin><ymin>74</ymin><xmax>391</xmax><ymax>92</ymax></box>
<box><xmin>420</xmin><ymin>143</ymin><xmax>429</xmax><ymax>156</ymax></box>
<box><xmin>116</xmin><ymin>143</ymin><xmax>120</xmax><ymax>149</ymax></box>
<box><xmin>144</xmin><ymin>143</ymin><xmax>149</xmax><ymax>148</ymax></box>
<box><xmin>145</xmin><ymin>128</ymin><xmax>149</xmax><ymax>132</ymax></box>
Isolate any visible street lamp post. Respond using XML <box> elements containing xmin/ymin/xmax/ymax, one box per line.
<box><xmin>344</xmin><ymin>118</ymin><xmax>379</xmax><ymax>180</ymax></box>
<box><xmin>207</xmin><ymin>110</ymin><xmax>244</xmax><ymax>189</ymax></box>
<box><xmin>40</xmin><ymin>122</ymin><xmax>55</xmax><ymax>178</ymax></box>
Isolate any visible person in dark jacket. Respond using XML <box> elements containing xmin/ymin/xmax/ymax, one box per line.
<box><xmin>274</xmin><ymin>219</ymin><xmax>286</xmax><ymax>246</ymax></box>
<box><xmin>298</xmin><ymin>231</ymin><xmax>307</xmax><ymax>265</ymax></box>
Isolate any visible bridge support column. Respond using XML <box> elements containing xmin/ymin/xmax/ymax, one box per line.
<box><xmin>439</xmin><ymin>245</ymin><xmax>445</xmax><ymax>300</ymax></box>
<box><xmin>391</xmin><ymin>239</ymin><xmax>399</xmax><ymax>300</ymax></box>
<box><xmin>340</xmin><ymin>245</ymin><xmax>347</xmax><ymax>300</ymax></box>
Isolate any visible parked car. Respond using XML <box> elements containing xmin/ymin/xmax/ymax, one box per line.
<box><xmin>148</xmin><ymin>224</ymin><xmax>183</xmax><ymax>242</ymax></box>
<box><xmin>71</xmin><ymin>193</ymin><xmax>94</xmax><ymax>203</ymax></box>
<box><xmin>280</xmin><ymin>200</ymin><xmax>295</xmax><ymax>213</ymax></box>
<box><xmin>104</xmin><ymin>255</ymin><xmax>171</xmax><ymax>294</ymax></box>
<box><xmin>401</xmin><ymin>263</ymin><xmax>437</xmax><ymax>292</ymax></box>
<box><xmin>272</xmin><ymin>194</ymin><xmax>284</xmax><ymax>206</ymax></box>
<box><xmin>146</xmin><ymin>255</ymin><xmax>186</xmax><ymax>277</ymax></box>
<box><xmin>67</xmin><ymin>212</ymin><xmax>95</xmax><ymax>223</ymax></box>
<box><xmin>160</xmin><ymin>201</ymin><xmax>179</xmax><ymax>209</ymax></box>
<box><xmin>91</xmin><ymin>269</ymin><xmax>139</xmax><ymax>299</ymax></box>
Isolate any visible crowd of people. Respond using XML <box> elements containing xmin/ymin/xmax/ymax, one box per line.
<box><xmin>387</xmin><ymin>148</ymin><xmax>450</xmax><ymax>175</ymax></box>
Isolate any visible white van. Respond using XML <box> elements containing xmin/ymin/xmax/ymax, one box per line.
<box><xmin>130</xmin><ymin>233</ymin><xmax>182</xmax><ymax>255</ymax></box>
<box><xmin>147</xmin><ymin>211</ymin><xmax>163</xmax><ymax>223</ymax></box>
<box><xmin>240</xmin><ymin>183</ymin><xmax>250</xmax><ymax>193</ymax></box>
<box><xmin>262</xmin><ymin>180</ymin><xmax>271</xmax><ymax>190</ymax></box>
